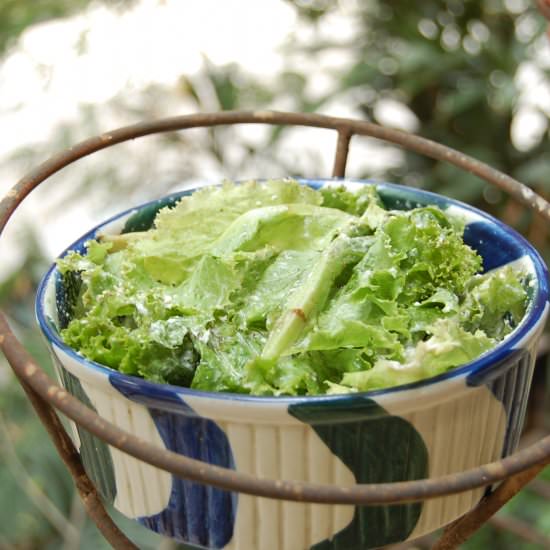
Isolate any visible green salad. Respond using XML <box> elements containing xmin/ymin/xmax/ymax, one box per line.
<box><xmin>58</xmin><ymin>180</ymin><xmax>528</xmax><ymax>395</ymax></box>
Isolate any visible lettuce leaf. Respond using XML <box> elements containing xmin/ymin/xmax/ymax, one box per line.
<box><xmin>59</xmin><ymin>180</ymin><xmax>529</xmax><ymax>395</ymax></box>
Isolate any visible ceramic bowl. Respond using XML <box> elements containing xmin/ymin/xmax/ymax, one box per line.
<box><xmin>36</xmin><ymin>179</ymin><xmax>549</xmax><ymax>550</ymax></box>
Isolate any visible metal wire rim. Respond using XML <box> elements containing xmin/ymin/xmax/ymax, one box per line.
<box><xmin>0</xmin><ymin>111</ymin><xmax>549</xmax><ymax>507</ymax></box>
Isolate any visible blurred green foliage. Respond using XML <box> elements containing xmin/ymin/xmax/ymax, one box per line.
<box><xmin>284</xmin><ymin>1</ymin><xmax>549</xmax><ymax>208</ymax></box>
<box><xmin>0</xmin><ymin>0</ymin><xmax>140</xmax><ymax>54</ymax></box>
<box><xmin>0</xmin><ymin>0</ymin><xmax>549</xmax><ymax>548</ymax></box>
<box><xmin>0</xmin><ymin>0</ymin><xmax>91</xmax><ymax>53</ymax></box>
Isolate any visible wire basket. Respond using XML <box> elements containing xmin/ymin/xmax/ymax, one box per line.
<box><xmin>0</xmin><ymin>111</ymin><xmax>549</xmax><ymax>550</ymax></box>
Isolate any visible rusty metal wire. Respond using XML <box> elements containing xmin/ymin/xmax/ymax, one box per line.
<box><xmin>0</xmin><ymin>111</ymin><xmax>549</xmax><ymax>549</ymax></box>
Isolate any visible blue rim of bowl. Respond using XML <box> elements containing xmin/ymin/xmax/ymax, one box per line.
<box><xmin>35</xmin><ymin>178</ymin><xmax>550</xmax><ymax>404</ymax></box>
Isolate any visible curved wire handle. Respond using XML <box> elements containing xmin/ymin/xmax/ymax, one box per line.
<box><xmin>1</xmin><ymin>111</ymin><xmax>549</xmax><ymax>549</ymax></box>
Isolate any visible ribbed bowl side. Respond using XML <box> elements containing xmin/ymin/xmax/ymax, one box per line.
<box><xmin>403</xmin><ymin>344</ymin><xmax>539</xmax><ymax>540</ymax></box>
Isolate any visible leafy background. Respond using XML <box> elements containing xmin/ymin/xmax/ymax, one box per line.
<box><xmin>0</xmin><ymin>0</ymin><xmax>549</xmax><ymax>548</ymax></box>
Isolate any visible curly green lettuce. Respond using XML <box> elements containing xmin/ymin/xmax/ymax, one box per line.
<box><xmin>58</xmin><ymin>179</ymin><xmax>529</xmax><ymax>395</ymax></box>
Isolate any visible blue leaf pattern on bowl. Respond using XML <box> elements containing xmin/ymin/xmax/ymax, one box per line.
<box><xmin>288</xmin><ymin>397</ymin><xmax>428</xmax><ymax>549</ymax></box>
<box><xmin>109</xmin><ymin>377</ymin><xmax>237</xmax><ymax>548</ymax></box>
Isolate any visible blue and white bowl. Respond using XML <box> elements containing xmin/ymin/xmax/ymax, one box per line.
<box><xmin>36</xmin><ymin>179</ymin><xmax>549</xmax><ymax>549</ymax></box>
